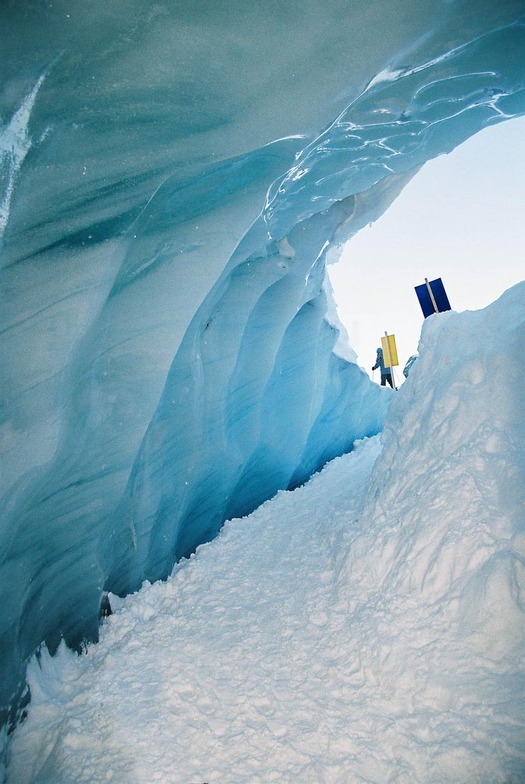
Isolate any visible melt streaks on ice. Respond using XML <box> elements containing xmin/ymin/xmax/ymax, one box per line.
<box><xmin>6</xmin><ymin>282</ymin><xmax>525</xmax><ymax>784</ymax></box>
<box><xmin>0</xmin><ymin>73</ymin><xmax>47</xmax><ymax>242</ymax></box>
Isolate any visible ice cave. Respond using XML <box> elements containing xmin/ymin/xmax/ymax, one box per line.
<box><xmin>1</xmin><ymin>1</ymin><xmax>525</xmax><ymax>777</ymax></box>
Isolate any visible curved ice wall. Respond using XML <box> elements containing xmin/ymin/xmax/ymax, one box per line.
<box><xmin>1</xmin><ymin>0</ymin><xmax>524</xmax><ymax>724</ymax></box>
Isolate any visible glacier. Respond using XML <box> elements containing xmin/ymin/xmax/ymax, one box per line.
<box><xmin>1</xmin><ymin>0</ymin><xmax>525</xmax><ymax>735</ymax></box>
<box><xmin>6</xmin><ymin>282</ymin><xmax>525</xmax><ymax>784</ymax></box>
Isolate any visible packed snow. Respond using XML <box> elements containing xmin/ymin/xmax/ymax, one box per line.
<box><xmin>6</xmin><ymin>283</ymin><xmax>525</xmax><ymax>784</ymax></box>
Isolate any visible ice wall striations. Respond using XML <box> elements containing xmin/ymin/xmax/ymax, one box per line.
<box><xmin>1</xmin><ymin>0</ymin><xmax>525</xmax><ymax>725</ymax></box>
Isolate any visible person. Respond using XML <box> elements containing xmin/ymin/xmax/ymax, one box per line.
<box><xmin>372</xmin><ymin>347</ymin><xmax>394</xmax><ymax>388</ymax></box>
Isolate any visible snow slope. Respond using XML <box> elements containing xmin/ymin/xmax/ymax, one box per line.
<box><xmin>6</xmin><ymin>283</ymin><xmax>525</xmax><ymax>783</ymax></box>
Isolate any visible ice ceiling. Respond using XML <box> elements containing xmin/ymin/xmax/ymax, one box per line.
<box><xmin>1</xmin><ymin>0</ymin><xmax>524</xmax><ymax>726</ymax></box>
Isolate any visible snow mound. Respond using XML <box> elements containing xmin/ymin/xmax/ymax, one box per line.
<box><xmin>6</xmin><ymin>282</ymin><xmax>525</xmax><ymax>783</ymax></box>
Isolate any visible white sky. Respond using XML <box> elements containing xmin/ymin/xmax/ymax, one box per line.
<box><xmin>328</xmin><ymin>115</ymin><xmax>525</xmax><ymax>386</ymax></box>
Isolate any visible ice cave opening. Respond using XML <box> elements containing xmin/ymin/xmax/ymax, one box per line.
<box><xmin>1</xmin><ymin>2</ymin><xmax>525</xmax><ymax>773</ymax></box>
<box><xmin>328</xmin><ymin>115</ymin><xmax>525</xmax><ymax>383</ymax></box>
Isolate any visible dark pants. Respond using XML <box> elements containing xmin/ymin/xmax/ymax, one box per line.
<box><xmin>381</xmin><ymin>374</ymin><xmax>394</xmax><ymax>388</ymax></box>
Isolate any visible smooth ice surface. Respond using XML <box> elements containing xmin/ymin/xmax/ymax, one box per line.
<box><xmin>2</xmin><ymin>0</ymin><xmax>525</xmax><ymax>727</ymax></box>
<box><xmin>6</xmin><ymin>282</ymin><xmax>525</xmax><ymax>784</ymax></box>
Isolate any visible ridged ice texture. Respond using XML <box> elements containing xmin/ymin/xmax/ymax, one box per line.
<box><xmin>6</xmin><ymin>283</ymin><xmax>525</xmax><ymax>784</ymax></box>
<box><xmin>1</xmin><ymin>0</ymin><xmax>525</xmax><ymax>724</ymax></box>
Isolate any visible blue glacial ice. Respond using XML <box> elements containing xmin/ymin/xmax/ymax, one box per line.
<box><xmin>1</xmin><ymin>0</ymin><xmax>525</xmax><ymax>729</ymax></box>
<box><xmin>6</xmin><ymin>282</ymin><xmax>525</xmax><ymax>784</ymax></box>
